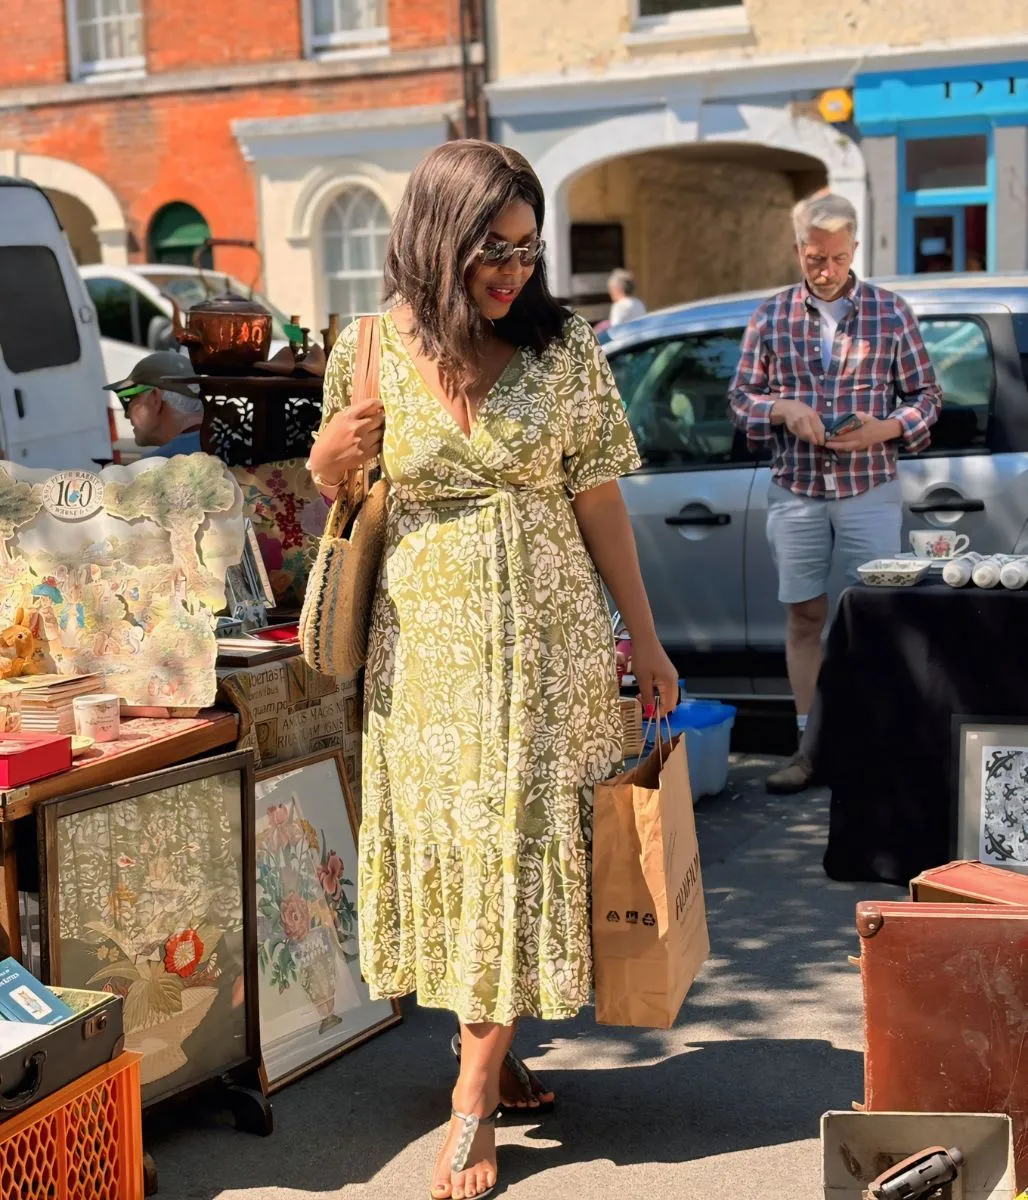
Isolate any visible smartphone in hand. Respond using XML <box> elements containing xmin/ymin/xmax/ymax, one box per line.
<box><xmin>826</xmin><ymin>412</ymin><xmax>862</xmax><ymax>438</ymax></box>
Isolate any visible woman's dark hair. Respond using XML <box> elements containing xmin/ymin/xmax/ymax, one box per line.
<box><xmin>382</xmin><ymin>139</ymin><xmax>570</xmax><ymax>393</ymax></box>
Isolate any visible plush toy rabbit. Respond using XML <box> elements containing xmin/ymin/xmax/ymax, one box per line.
<box><xmin>0</xmin><ymin>608</ymin><xmax>43</xmax><ymax>679</ymax></box>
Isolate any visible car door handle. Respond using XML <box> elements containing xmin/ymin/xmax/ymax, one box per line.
<box><xmin>14</xmin><ymin>389</ymin><xmax>24</xmax><ymax>419</ymax></box>
<box><xmin>910</xmin><ymin>499</ymin><xmax>985</xmax><ymax>514</ymax></box>
<box><xmin>665</xmin><ymin>512</ymin><xmax>731</xmax><ymax>527</ymax></box>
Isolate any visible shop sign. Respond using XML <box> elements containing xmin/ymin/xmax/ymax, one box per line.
<box><xmin>855</xmin><ymin>60</ymin><xmax>1028</xmax><ymax>129</ymax></box>
<box><xmin>39</xmin><ymin>470</ymin><xmax>105</xmax><ymax>521</ymax></box>
<box><xmin>818</xmin><ymin>88</ymin><xmax>854</xmax><ymax>124</ymax></box>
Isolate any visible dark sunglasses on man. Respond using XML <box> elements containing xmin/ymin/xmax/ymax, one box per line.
<box><xmin>115</xmin><ymin>383</ymin><xmax>152</xmax><ymax>414</ymax></box>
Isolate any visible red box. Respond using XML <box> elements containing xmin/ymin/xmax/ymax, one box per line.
<box><xmin>0</xmin><ymin>732</ymin><xmax>72</xmax><ymax>788</ymax></box>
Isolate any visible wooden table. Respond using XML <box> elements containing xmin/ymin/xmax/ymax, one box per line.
<box><xmin>0</xmin><ymin>710</ymin><xmax>239</xmax><ymax>960</ymax></box>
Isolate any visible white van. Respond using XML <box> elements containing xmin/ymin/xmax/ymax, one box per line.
<box><xmin>0</xmin><ymin>179</ymin><xmax>112</xmax><ymax>469</ymax></box>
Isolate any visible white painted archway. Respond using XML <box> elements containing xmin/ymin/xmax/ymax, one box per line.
<box><xmin>535</xmin><ymin>101</ymin><xmax>868</xmax><ymax>298</ymax></box>
<box><xmin>0</xmin><ymin>151</ymin><xmax>128</xmax><ymax>265</ymax></box>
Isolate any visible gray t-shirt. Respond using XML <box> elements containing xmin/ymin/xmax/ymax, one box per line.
<box><xmin>812</xmin><ymin>295</ymin><xmax>850</xmax><ymax>369</ymax></box>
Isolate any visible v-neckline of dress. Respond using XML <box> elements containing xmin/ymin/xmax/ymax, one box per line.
<box><xmin>386</xmin><ymin>309</ymin><xmax>522</xmax><ymax>442</ymax></box>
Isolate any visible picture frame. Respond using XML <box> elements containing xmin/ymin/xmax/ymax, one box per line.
<box><xmin>243</xmin><ymin>518</ymin><xmax>276</xmax><ymax>610</ymax></box>
<box><xmin>218</xmin><ymin>519</ymin><xmax>276</xmax><ymax>632</ymax></box>
<box><xmin>38</xmin><ymin>750</ymin><xmax>261</xmax><ymax>1109</ymax></box>
<box><xmin>954</xmin><ymin>717</ymin><xmax>1028</xmax><ymax>873</ymax></box>
<box><xmin>254</xmin><ymin>750</ymin><xmax>400</xmax><ymax>1091</ymax></box>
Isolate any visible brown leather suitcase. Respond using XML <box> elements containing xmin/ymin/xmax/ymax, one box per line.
<box><xmin>857</xmin><ymin>900</ymin><xmax>1028</xmax><ymax>1187</ymax></box>
<box><xmin>910</xmin><ymin>859</ymin><xmax>1028</xmax><ymax>905</ymax></box>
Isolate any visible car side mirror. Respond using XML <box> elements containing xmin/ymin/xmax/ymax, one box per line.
<box><xmin>147</xmin><ymin>315</ymin><xmax>177</xmax><ymax>352</ymax></box>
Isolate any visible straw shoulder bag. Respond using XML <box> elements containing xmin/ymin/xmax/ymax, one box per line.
<box><xmin>299</xmin><ymin>315</ymin><xmax>388</xmax><ymax>679</ymax></box>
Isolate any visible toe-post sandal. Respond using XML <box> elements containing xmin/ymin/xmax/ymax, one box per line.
<box><xmin>450</xmin><ymin>1104</ymin><xmax>502</xmax><ymax>1200</ymax></box>
<box><xmin>450</xmin><ymin>1034</ymin><xmax>556</xmax><ymax>1118</ymax></box>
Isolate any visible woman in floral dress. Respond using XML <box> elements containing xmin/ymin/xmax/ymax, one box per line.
<box><xmin>308</xmin><ymin>140</ymin><xmax>677</xmax><ymax>1200</ymax></box>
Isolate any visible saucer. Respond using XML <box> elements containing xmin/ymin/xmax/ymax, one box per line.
<box><xmin>71</xmin><ymin>735</ymin><xmax>95</xmax><ymax>757</ymax></box>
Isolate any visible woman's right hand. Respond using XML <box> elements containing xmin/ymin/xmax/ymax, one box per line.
<box><xmin>308</xmin><ymin>398</ymin><xmax>385</xmax><ymax>486</ymax></box>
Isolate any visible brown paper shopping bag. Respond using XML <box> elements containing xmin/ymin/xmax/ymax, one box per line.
<box><xmin>592</xmin><ymin>735</ymin><xmax>709</xmax><ymax>1028</ymax></box>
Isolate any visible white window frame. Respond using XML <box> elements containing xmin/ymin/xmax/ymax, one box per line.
<box><xmin>319</xmin><ymin>185</ymin><xmax>392</xmax><ymax>327</ymax></box>
<box><xmin>302</xmin><ymin>0</ymin><xmax>390</xmax><ymax>59</ymax></box>
<box><xmin>627</xmin><ymin>0</ymin><xmax>750</xmax><ymax>46</ymax></box>
<box><xmin>65</xmin><ymin>0</ymin><xmax>145</xmax><ymax>83</ymax></box>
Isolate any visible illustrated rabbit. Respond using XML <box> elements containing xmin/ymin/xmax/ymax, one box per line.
<box><xmin>0</xmin><ymin>608</ymin><xmax>43</xmax><ymax>679</ymax></box>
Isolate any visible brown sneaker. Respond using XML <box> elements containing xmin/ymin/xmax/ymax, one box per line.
<box><xmin>766</xmin><ymin>752</ymin><xmax>815</xmax><ymax>795</ymax></box>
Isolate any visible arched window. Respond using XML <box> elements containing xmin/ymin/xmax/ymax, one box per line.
<box><xmin>147</xmin><ymin>202</ymin><xmax>212</xmax><ymax>267</ymax></box>
<box><xmin>321</xmin><ymin>187</ymin><xmax>391</xmax><ymax>324</ymax></box>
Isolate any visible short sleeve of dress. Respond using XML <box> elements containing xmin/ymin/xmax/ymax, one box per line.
<box><xmin>562</xmin><ymin>313</ymin><xmax>642</xmax><ymax>495</ymax></box>
<box><xmin>315</xmin><ymin>318</ymin><xmax>361</xmax><ymax>439</ymax></box>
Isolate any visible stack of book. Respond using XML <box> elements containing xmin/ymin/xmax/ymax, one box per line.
<box><xmin>8</xmin><ymin>675</ymin><xmax>105</xmax><ymax>735</ymax></box>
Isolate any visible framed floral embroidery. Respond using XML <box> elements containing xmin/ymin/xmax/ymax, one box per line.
<box><xmin>38</xmin><ymin>751</ymin><xmax>261</xmax><ymax>1109</ymax></box>
<box><xmin>254</xmin><ymin>751</ymin><xmax>399</xmax><ymax>1090</ymax></box>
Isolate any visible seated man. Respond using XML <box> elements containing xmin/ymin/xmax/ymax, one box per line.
<box><xmin>104</xmin><ymin>352</ymin><xmax>204</xmax><ymax>457</ymax></box>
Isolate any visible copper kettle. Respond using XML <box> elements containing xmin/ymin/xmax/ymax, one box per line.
<box><xmin>172</xmin><ymin>239</ymin><xmax>273</xmax><ymax>376</ymax></box>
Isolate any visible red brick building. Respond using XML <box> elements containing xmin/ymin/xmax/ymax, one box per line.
<box><xmin>0</xmin><ymin>0</ymin><xmax>486</xmax><ymax>324</ymax></box>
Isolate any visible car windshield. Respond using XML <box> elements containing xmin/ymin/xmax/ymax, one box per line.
<box><xmin>143</xmin><ymin>272</ymin><xmax>291</xmax><ymax>342</ymax></box>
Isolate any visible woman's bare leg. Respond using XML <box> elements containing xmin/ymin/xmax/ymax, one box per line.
<box><xmin>503</xmin><ymin>1020</ymin><xmax>555</xmax><ymax>1109</ymax></box>
<box><xmin>431</xmin><ymin>1020</ymin><xmax>509</xmax><ymax>1200</ymax></box>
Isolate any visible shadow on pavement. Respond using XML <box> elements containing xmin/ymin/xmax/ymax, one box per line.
<box><xmin>497</xmin><ymin>1037</ymin><xmax>861</xmax><ymax>1187</ymax></box>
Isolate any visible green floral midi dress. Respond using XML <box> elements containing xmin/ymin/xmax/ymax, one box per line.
<box><xmin>319</xmin><ymin>311</ymin><xmax>641</xmax><ymax>1025</ymax></box>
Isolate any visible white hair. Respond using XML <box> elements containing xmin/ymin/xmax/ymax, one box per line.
<box><xmin>792</xmin><ymin>192</ymin><xmax>858</xmax><ymax>245</ymax></box>
<box><xmin>608</xmin><ymin>268</ymin><xmax>637</xmax><ymax>296</ymax></box>
<box><xmin>161</xmin><ymin>388</ymin><xmax>204</xmax><ymax>417</ymax></box>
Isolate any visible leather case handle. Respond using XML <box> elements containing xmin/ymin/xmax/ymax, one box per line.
<box><xmin>0</xmin><ymin>1051</ymin><xmax>45</xmax><ymax>1113</ymax></box>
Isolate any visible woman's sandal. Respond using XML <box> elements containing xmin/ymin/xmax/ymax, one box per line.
<box><xmin>431</xmin><ymin>1105</ymin><xmax>502</xmax><ymax>1200</ymax></box>
<box><xmin>450</xmin><ymin>1034</ymin><xmax>556</xmax><ymax>1118</ymax></box>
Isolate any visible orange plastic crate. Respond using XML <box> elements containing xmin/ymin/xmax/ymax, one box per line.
<box><xmin>0</xmin><ymin>1052</ymin><xmax>143</xmax><ymax>1200</ymax></box>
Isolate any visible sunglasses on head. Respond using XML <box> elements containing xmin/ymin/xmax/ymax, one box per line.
<box><xmin>478</xmin><ymin>236</ymin><xmax>546</xmax><ymax>267</ymax></box>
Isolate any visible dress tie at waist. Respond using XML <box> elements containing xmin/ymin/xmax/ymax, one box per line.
<box><xmin>392</xmin><ymin>482</ymin><xmax>572</xmax><ymax>509</ymax></box>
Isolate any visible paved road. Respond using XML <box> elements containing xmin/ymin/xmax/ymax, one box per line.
<box><xmin>147</xmin><ymin>755</ymin><xmax>902</xmax><ymax>1199</ymax></box>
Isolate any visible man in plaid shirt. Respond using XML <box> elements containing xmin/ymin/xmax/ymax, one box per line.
<box><xmin>729</xmin><ymin>192</ymin><xmax>941</xmax><ymax>793</ymax></box>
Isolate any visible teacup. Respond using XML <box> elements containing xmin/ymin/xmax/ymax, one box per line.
<box><xmin>73</xmin><ymin>694</ymin><xmax>121</xmax><ymax>742</ymax></box>
<box><xmin>909</xmin><ymin>529</ymin><xmax>970</xmax><ymax>560</ymax></box>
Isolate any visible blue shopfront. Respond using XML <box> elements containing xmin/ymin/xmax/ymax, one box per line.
<box><xmin>855</xmin><ymin>61</ymin><xmax>1028</xmax><ymax>275</ymax></box>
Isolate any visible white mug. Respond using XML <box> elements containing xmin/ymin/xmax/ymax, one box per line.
<box><xmin>73</xmin><ymin>694</ymin><xmax>121</xmax><ymax>742</ymax></box>
<box><xmin>909</xmin><ymin>529</ymin><xmax>971</xmax><ymax>559</ymax></box>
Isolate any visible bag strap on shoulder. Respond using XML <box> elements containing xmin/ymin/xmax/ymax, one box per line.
<box><xmin>325</xmin><ymin>315</ymin><xmax>381</xmax><ymax>537</ymax></box>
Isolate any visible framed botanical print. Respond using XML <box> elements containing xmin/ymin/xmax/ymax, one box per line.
<box><xmin>955</xmin><ymin>718</ymin><xmax>1028</xmax><ymax>874</ymax></box>
<box><xmin>38</xmin><ymin>750</ymin><xmax>260</xmax><ymax>1108</ymax></box>
<box><xmin>254</xmin><ymin>751</ymin><xmax>400</xmax><ymax>1091</ymax></box>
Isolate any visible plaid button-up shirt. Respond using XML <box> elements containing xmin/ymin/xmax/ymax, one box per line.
<box><xmin>728</xmin><ymin>276</ymin><xmax>942</xmax><ymax>499</ymax></box>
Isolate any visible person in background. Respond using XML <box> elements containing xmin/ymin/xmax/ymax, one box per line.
<box><xmin>607</xmin><ymin>268</ymin><xmax>647</xmax><ymax>326</ymax></box>
<box><xmin>104</xmin><ymin>351</ymin><xmax>205</xmax><ymax>457</ymax></box>
<box><xmin>728</xmin><ymin>192</ymin><xmax>941</xmax><ymax>794</ymax></box>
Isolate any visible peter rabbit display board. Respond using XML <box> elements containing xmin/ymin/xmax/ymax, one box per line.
<box><xmin>38</xmin><ymin>751</ymin><xmax>260</xmax><ymax>1108</ymax></box>
<box><xmin>0</xmin><ymin>457</ymin><xmax>244</xmax><ymax>707</ymax></box>
<box><xmin>254</xmin><ymin>751</ymin><xmax>400</xmax><ymax>1090</ymax></box>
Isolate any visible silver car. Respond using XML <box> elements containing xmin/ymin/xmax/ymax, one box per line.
<box><xmin>600</xmin><ymin>274</ymin><xmax>1028</xmax><ymax>700</ymax></box>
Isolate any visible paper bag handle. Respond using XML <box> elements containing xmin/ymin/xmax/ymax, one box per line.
<box><xmin>642</xmin><ymin>702</ymin><xmax>673</xmax><ymax>766</ymax></box>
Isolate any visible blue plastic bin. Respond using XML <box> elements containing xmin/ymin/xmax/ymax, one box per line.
<box><xmin>643</xmin><ymin>699</ymin><xmax>737</xmax><ymax>798</ymax></box>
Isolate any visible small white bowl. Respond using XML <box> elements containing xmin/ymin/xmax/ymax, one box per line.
<box><xmin>858</xmin><ymin>558</ymin><xmax>932</xmax><ymax>587</ymax></box>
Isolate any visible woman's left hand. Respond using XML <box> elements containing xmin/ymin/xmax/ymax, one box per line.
<box><xmin>629</xmin><ymin>633</ymin><xmax>678</xmax><ymax>714</ymax></box>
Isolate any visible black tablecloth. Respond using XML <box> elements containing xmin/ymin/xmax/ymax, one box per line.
<box><xmin>814</xmin><ymin>582</ymin><xmax>1028</xmax><ymax>885</ymax></box>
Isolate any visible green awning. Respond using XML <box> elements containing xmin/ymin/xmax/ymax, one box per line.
<box><xmin>148</xmin><ymin>203</ymin><xmax>210</xmax><ymax>253</ymax></box>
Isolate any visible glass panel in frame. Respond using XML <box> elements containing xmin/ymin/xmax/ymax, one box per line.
<box><xmin>39</xmin><ymin>751</ymin><xmax>260</xmax><ymax>1108</ymax></box>
<box><xmin>254</xmin><ymin>750</ymin><xmax>400</xmax><ymax>1091</ymax></box>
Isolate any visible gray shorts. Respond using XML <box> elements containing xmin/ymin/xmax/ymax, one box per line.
<box><xmin>766</xmin><ymin>479</ymin><xmax>902</xmax><ymax>605</ymax></box>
